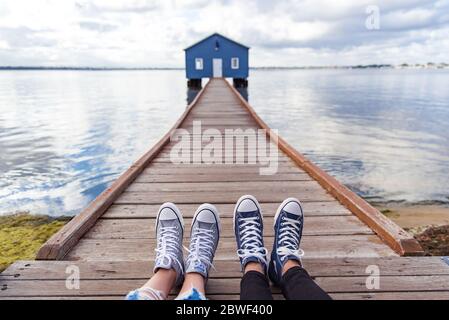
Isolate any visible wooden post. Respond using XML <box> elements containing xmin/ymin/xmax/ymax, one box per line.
<box><xmin>187</xmin><ymin>79</ymin><xmax>202</xmax><ymax>89</ymax></box>
<box><xmin>233</xmin><ymin>78</ymin><xmax>248</xmax><ymax>88</ymax></box>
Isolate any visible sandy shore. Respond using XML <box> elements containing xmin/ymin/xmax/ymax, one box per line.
<box><xmin>374</xmin><ymin>204</ymin><xmax>449</xmax><ymax>230</ymax></box>
<box><xmin>371</xmin><ymin>203</ymin><xmax>449</xmax><ymax>255</ymax></box>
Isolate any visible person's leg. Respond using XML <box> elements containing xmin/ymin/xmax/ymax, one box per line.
<box><xmin>176</xmin><ymin>273</ymin><xmax>207</xmax><ymax>300</ymax></box>
<box><xmin>126</xmin><ymin>269</ymin><xmax>177</xmax><ymax>300</ymax></box>
<box><xmin>234</xmin><ymin>195</ymin><xmax>273</xmax><ymax>300</ymax></box>
<box><xmin>126</xmin><ymin>203</ymin><xmax>185</xmax><ymax>300</ymax></box>
<box><xmin>280</xmin><ymin>262</ymin><xmax>331</xmax><ymax>300</ymax></box>
<box><xmin>240</xmin><ymin>262</ymin><xmax>273</xmax><ymax>300</ymax></box>
<box><xmin>268</xmin><ymin>198</ymin><xmax>331</xmax><ymax>300</ymax></box>
<box><xmin>175</xmin><ymin>204</ymin><xmax>220</xmax><ymax>300</ymax></box>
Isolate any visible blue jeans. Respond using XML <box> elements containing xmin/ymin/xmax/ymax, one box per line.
<box><xmin>126</xmin><ymin>287</ymin><xmax>206</xmax><ymax>300</ymax></box>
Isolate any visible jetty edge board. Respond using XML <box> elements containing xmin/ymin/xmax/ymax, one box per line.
<box><xmin>36</xmin><ymin>78</ymin><xmax>422</xmax><ymax>262</ymax></box>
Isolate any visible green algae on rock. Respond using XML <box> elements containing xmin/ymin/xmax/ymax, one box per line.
<box><xmin>0</xmin><ymin>213</ymin><xmax>70</xmax><ymax>272</ymax></box>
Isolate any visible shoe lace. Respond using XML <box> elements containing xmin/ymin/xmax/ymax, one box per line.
<box><xmin>277</xmin><ymin>216</ymin><xmax>304</xmax><ymax>262</ymax></box>
<box><xmin>155</xmin><ymin>226</ymin><xmax>184</xmax><ymax>272</ymax></box>
<box><xmin>236</xmin><ymin>216</ymin><xmax>268</xmax><ymax>266</ymax></box>
<box><xmin>186</xmin><ymin>227</ymin><xmax>216</xmax><ymax>271</ymax></box>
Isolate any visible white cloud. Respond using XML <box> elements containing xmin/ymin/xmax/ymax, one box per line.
<box><xmin>0</xmin><ymin>0</ymin><xmax>448</xmax><ymax>67</ymax></box>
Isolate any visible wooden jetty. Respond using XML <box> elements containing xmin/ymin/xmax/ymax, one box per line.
<box><xmin>2</xmin><ymin>78</ymin><xmax>449</xmax><ymax>300</ymax></box>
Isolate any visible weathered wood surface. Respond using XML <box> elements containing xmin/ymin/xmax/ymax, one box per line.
<box><xmin>85</xmin><ymin>216</ymin><xmax>374</xmax><ymax>239</ymax></box>
<box><xmin>2</xmin><ymin>257</ymin><xmax>449</xmax><ymax>300</ymax></box>
<box><xmin>66</xmin><ymin>236</ymin><xmax>396</xmax><ymax>261</ymax></box>
<box><xmin>4</xmin><ymin>257</ymin><xmax>449</xmax><ymax>280</ymax></box>
<box><xmin>4</xmin><ymin>77</ymin><xmax>430</xmax><ymax>300</ymax></box>
<box><xmin>103</xmin><ymin>202</ymin><xmax>352</xmax><ymax>219</ymax></box>
<box><xmin>57</xmin><ymin>78</ymin><xmax>407</xmax><ymax>262</ymax></box>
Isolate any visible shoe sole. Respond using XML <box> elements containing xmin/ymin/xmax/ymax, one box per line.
<box><xmin>156</xmin><ymin>202</ymin><xmax>185</xmax><ymax>237</ymax></box>
<box><xmin>233</xmin><ymin>194</ymin><xmax>263</xmax><ymax>232</ymax></box>
<box><xmin>192</xmin><ymin>203</ymin><xmax>222</xmax><ymax>238</ymax></box>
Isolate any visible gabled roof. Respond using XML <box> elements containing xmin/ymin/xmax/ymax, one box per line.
<box><xmin>184</xmin><ymin>33</ymin><xmax>250</xmax><ymax>51</ymax></box>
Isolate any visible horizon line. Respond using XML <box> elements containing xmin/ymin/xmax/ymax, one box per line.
<box><xmin>0</xmin><ymin>62</ymin><xmax>448</xmax><ymax>71</ymax></box>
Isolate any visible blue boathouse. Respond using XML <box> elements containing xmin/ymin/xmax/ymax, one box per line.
<box><xmin>185</xmin><ymin>33</ymin><xmax>249</xmax><ymax>88</ymax></box>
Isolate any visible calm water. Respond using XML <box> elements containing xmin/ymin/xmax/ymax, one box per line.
<box><xmin>0</xmin><ymin>69</ymin><xmax>448</xmax><ymax>216</ymax></box>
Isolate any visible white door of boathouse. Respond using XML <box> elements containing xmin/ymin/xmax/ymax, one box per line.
<box><xmin>213</xmin><ymin>59</ymin><xmax>223</xmax><ymax>78</ymax></box>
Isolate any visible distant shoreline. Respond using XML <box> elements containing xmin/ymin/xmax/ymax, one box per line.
<box><xmin>1</xmin><ymin>63</ymin><xmax>448</xmax><ymax>71</ymax></box>
<box><xmin>0</xmin><ymin>66</ymin><xmax>184</xmax><ymax>71</ymax></box>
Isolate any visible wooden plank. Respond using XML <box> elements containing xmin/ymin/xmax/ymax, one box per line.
<box><xmin>181</xmin><ymin>125</ymin><xmax>262</xmax><ymax>130</ymax></box>
<box><xmin>181</xmin><ymin>119</ymin><xmax>258</xmax><ymax>125</ymax></box>
<box><xmin>0</xmin><ymin>260</ymin><xmax>239</xmax><ymax>280</ymax></box>
<box><xmin>115</xmin><ymin>189</ymin><xmax>335</xmax><ymax>204</ymax></box>
<box><xmin>3</xmin><ymin>276</ymin><xmax>449</xmax><ymax>298</ymax></box>
<box><xmin>150</xmin><ymin>157</ymin><xmax>296</xmax><ymax>164</ymax></box>
<box><xmin>66</xmin><ymin>235</ymin><xmax>397</xmax><ymax>261</ymax></box>
<box><xmin>185</xmin><ymin>113</ymin><xmax>250</xmax><ymax>118</ymax></box>
<box><xmin>223</xmin><ymin>80</ymin><xmax>424</xmax><ymax>256</ymax></box>
<box><xmin>330</xmin><ymin>292</ymin><xmax>449</xmax><ymax>300</ymax></box>
<box><xmin>134</xmin><ymin>173</ymin><xmax>313</xmax><ymax>183</ymax></box>
<box><xmin>84</xmin><ymin>216</ymin><xmax>373</xmax><ymax>239</ymax></box>
<box><xmin>3</xmin><ymin>257</ymin><xmax>448</xmax><ymax>281</ymax></box>
<box><xmin>155</xmin><ymin>152</ymin><xmax>289</xmax><ymax>160</ymax></box>
<box><xmin>142</xmin><ymin>164</ymin><xmax>303</xmax><ymax>174</ymax></box>
<box><xmin>2</xmin><ymin>292</ymin><xmax>449</xmax><ymax>300</ymax></box>
<box><xmin>35</xmin><ymin>80</ymin><xmax>213</xmax><ymax>260</ymax></box>
<box><xmin>124</xmin><ymin>180</ymin><xmax>325</xmax><ymax>192</ymax></box>
<box><xmin>103</xmin><ymin>202</ymin><xmax>352</xmax><ymax>219</ymax></box>
<box><xmin>154</xmin><ymin>152</ymin><xmax>297</xmax><ymax>158</ymax></box>
<box><xmin>155</xmin><ymin>153</ymin><xmax>287</xmax><ymax>163</ymax></box>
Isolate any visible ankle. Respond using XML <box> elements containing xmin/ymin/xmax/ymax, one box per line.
<box><xmin>244</xmin><ymin>261</ymin><xmax>265</xmax><ymax>274</ymax></box>
<box><xmin>180</xmin><ymin>273</ymin><xmax>206</xmax><ymax>296</ymax></box>
<box><xmin>136</xmin><ymin>287</ymin><xmax>166</xmax><ymax>300</ymax></box>
<box><xmin>281</xmin><ymin>259</ymin><xmax>301</xmax><ymax>275</ymax></box>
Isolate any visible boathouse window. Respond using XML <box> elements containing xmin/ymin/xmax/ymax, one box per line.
<box><xmin>195</xmin><ymin>58</ymin><xmax>203</xmax><ymax>70</ymax></box>
<box><xmin>231</xmin><ymin>57</ymin><xmax>239</xmax><ymax>69</ymax></box>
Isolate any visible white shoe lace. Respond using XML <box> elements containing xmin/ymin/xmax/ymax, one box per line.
<box><xmin>236</xmin><ymin>216</ymin><xmax>268</xmax><ymax>266</ymax></box>
<box><xmin>155</xmin><ymin>226</ymin><xmax>184</xmax><ymax>272</ymax></box>
<box><xmin>277</xmin><ymin>216</ymin><xmax>304</xmax><ymax>262</ymax></box>
<box><xmin>186</xmin><ymin>227</ymin><xmax>216</xmax><ymax>271</ymax></box>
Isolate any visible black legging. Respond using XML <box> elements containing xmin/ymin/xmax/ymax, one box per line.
<box><xmin>240</xmin><ymin>266</ymin><xmax>332</xmax><ymax>300</ymax></box>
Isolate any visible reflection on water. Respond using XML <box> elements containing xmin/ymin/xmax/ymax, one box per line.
<box><xmin>249</xmin><ymin>69</ymin><xmax>449</xmax><ymax>205</ymax></box>
<box><xmin>0</xmin><ymin>69</ymin><xmax>448</xmax><ymax>216</ymax></box>
<box><xmin>0</xmin><ymin>70</ymin><xmax>186</xmax><ymax>216</ymax></box>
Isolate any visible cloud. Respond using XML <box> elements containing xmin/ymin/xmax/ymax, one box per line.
<box><xmin>79</xmin><ymin>21</ymin><xmax>118</xmax><ymax>32</ymax></box>
<box><xmin>75</xmin><ymin>0</ymin><xmax>161</xmax><ymax>15</ymax></box>
<box><xmin>0</xmin><ymin>26</ymin><xmax>58</xmax><ymax>48</ymax></box>
<box><xmin>0</xmin><ymin>0</ymin><xmax>448</xmax><ymax>67</ymax></box>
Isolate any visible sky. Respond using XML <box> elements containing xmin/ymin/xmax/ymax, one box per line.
<box><xmin>0</xmin><ymin>0</ymin><xmax>448</xmax><ymax>67</ymax></box>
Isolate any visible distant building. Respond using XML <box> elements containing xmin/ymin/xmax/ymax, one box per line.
<box><xmin>185</xmin><ymin>33</ymin><xmax>249</xmax><ymax>88</ymax></box>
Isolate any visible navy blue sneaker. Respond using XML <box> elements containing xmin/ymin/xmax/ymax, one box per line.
<box><xmin>233</xmin><ymin>195</ymin><xmax>268</xmax><ymax>273</ymax></box>
<box><xmin>268</xmin><ymin>198</ymin><xmax>305</xmax><ymax>286</ymax></box>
